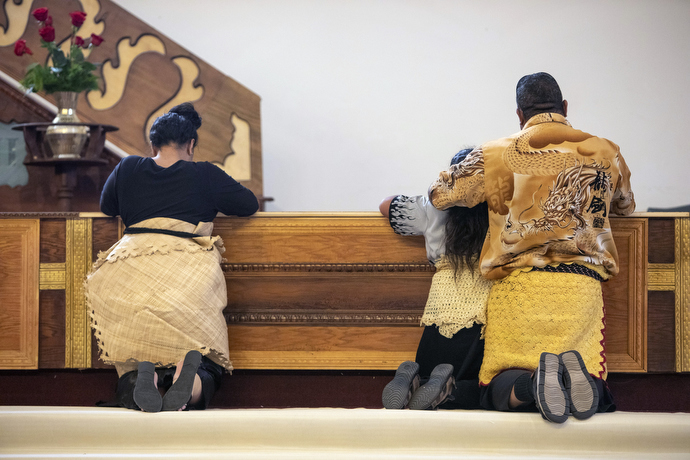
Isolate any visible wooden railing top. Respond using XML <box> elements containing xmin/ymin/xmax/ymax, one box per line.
<box><xmin>0</xmin><ymin>211</ymin><xmax>687</xmax><ymax>219</ymax></box>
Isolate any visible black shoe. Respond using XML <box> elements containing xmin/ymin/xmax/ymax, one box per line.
<box><xmin>382</xmin><ymin>361</ymin><xmax>420</xmax><ymax>409</ymax></box>
<box><xmin>408</xmin><ymin>364</ymin><xmax>455</xmax><ymax>410</ymax></box>
<box><xmin>533</xmin><ymin>352</ymin><xmax>569</xmax><ymax>423</ymax></box>
<box><xmin>133</xmin><ymin>361</ymin><xmax>162</xmax><ymax>412</ymax></box>
<box><xmin>162</xmin><ymin>350</ymin><xmax>203</xmax><ymax>411</ymax></box>
<box><xmin>560</xmin><ymin>350</ymin><xmax>598</xmax><ymax>420</ymax></box>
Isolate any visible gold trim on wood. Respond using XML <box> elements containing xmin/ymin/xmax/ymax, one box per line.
<box><xmin>39</xmin><ymin>263</ymin><xmax>66</xmax><ymax>290</ymax></box>
<box><xmin>648</xmin><ymin>263</ymin><xmax>676</xmax><ymax>291</ymax></box>
<box><xmin>0</xmin><ymin>212</ymin><xmax>80</xmax><ymax>218</ymax></box>
<box><xmin>225</xmin><ymin>311</ymin><xmax>422</xmax><ymax>326</ymax></box>
<box><xmin>222</xmin><ymin>263</ymin><xmax>434</xmax><ymax>273</ymax></box>
<box><xmin>0</xmin><ymin>219</ymin><xmax>40</xmax><ymax>369</ymax></box>
<box><xmin>677</xmin><ymin>218</ymin><xmax>690</xmax><ymax>372</ymax></box>
<box><xmin>64</xmin><ymin>218</ymin><xmax>93</xmax><ymax>368</ymax></box>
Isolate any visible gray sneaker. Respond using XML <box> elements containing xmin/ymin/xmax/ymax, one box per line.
<box><xmin>408</xmin><ymin>363</ymin><xmax>455</xmax><ymax>410</ymax></box>
<box><xmin>533</xmin><ymin>352</ymin><xmax>569</xmax><ymax>423</ymax></box>
<box><xmin>560</xmin><ymin>350</ymin><xmax>599</xmax><ymax>420</ymax></box>
<box><xmin>382</xmin><ymin>361</ymin><xmax>420</xmax><ymax>409</ymax></box>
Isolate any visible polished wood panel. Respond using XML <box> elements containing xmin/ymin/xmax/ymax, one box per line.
<box><xmin>91</xmin><ymin>216</ymin><xmax>120</xmax><ymax>260</ymax></box>
<box><xmin>39</xmin><ymin>219</ymin><xmax>66</xmax><ymax>263</ymax></box>
<box><xmin>228</xmin><ymin>325</ymin><xmax>422</xmax><ymax>370</ymax></box>
<box><xmin>216</xmin><ymin>215</ymin><xmax>428</xmax><ymax>265</ymax></box>
<box><xmin>0</xmin><ymin>219</ymin><xmax>39</xmax><ymax>368</ymax></box>
<box><xmin>648</xmin><ymin>218</ymin><xmax>675</xmax><ymax>264</ymax></box>
<box><xmin>647</xmin><ymin>291</ymin><xmax>676</xmax><ymax>372</ymax></box>
<box><xmin>38</xmin><ymin>290</ymin><xmax>66</xmax><ymax>368</ymax></box>
<box><xmin>219</xmin><ymin>213</ymin><xmax>652</xmax><ymax>371</ymax></box>
<box><xmin>601</xmin><ymin>218</ymin><xmax>647</xmax><ymax>372</ymax></box>
<box><xmin>225</xmin><ymin>272</ymin><xmax>431</xmax><ymax>324</ymax></box>
<box><xmin>90</xmin><ymin>217</ymin><xmax>118</xmax><ymax>368</ymax></box>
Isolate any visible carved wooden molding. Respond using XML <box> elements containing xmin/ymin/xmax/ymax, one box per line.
<box><xmin>222</xmin><ymin>263</ymin><xmax>434</xmax><ymax>273</ymax></box>
<box><xmin>606</xmin><ymin>218</ymin><xmax>648</xmax><ymax>372</ymax></box>
<box><xmin>0</xmin><ymin>212</ymin><xmax>81</xmax><ymax>218</ymax></box>
<box><xmin>64</xmin><ymin>218</ymin><xmax>93</xmax><ymax>368</ymax></box>
<box><xmin>225</xmin><ymin>311</ymin><xmax>422</xmax><ymax>326</ymax></box>
<box><xmin>0</xmin><ymin>219</ymin><xmax>39</xmax><ymax>369</ymax></box>
<box><xmin>677</xmin><ymin>217</ymin><xmax>690</xmax><ymax>372</ymax></box>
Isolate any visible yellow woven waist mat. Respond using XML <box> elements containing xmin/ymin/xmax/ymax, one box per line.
<box><xmin>421</xmin><ymin>263</ymin><xmax>492</xmax><ymax>339</ymax></box>
<box><xmin>478</xmin><ymin>269</ymin><xmax>607</xmax><ymax>385</ymax></box>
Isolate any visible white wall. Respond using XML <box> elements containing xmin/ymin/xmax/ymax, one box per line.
<box><xmin>112</xmin><ymin>0</ymin><xmax>690</xmax><ymax>212</ymax></box>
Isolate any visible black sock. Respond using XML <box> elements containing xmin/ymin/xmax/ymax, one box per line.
<box><xmin>512</xmin><ymin>373</ymin><xmax>535</xmax><ymax>403</ymax></box>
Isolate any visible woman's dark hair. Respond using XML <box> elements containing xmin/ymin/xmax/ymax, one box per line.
<box><xmin>149</xmin><ymin>102</ymin><xmax>202</xmax><ymax>149</ymax></box>
<box><xmin>444</xmin><ymin>147</ymin><xmax>489</xmax><ymax>276</ymax></box>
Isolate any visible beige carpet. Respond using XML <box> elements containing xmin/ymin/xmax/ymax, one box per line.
<box><xmin>1</xmin><ymin>406</ymin><xmax>689</xmax><ymax>459</ymax></box>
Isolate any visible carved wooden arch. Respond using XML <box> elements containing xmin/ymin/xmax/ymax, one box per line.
<box><xmin>0</xmin><ymin>0</ymin><xmax>263</xmax><ymax>198</ymax></box>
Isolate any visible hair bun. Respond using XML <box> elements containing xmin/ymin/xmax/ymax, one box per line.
<box><xmin>169</xmin><ymin>102</ymin><xmax>202</xmax><ymax>130</ymax></box>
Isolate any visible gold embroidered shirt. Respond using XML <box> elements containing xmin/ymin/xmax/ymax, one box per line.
<box><xmin>429</xmin><ymin>113</ymin><xmax>635</xmax><ymax>280</ymax></box>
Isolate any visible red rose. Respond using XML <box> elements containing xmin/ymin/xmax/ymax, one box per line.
<box><xmin>74</xmin><ymin>36</ymin><xmax>85</xmax><ymax>47</ymax></box>
<box><xmin>38</xmin><ymin>25</ymin><xmax>55</xmax><ymax>43</ymax></box>
<box><xmin>45</xmin><ymin>15</ymin><xmax>53</xmax><ymax>26</ymax></box>
<box><xmin>90</xmin><ymin>33</ymin><xmax>104</xmax><ymax>46</ymax></box>
<box><xmin>32</xmin><ymin>7</ymin><xmax>49</xmax><ymax>22</ymax></box>
<box><xmin>14</xmin><ymin>39</ymin><xmax>32</xmax><ymax>56</ymax></box>
<box><xmin>69</xmin><ymin>11</ymin><xmax>87</xmax><ymax>28</ymax></box>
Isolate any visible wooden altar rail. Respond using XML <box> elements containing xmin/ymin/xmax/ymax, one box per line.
<box><xmin>0</xmin><ymin>212</ymin><xmax>688</xmax><ymax>373</ymax></box>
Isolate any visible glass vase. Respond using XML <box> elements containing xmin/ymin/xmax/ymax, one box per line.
<box><xmin>45</xmin><ymin>92</ymin><xmax>90</xmax><ymax>159</ymax></box>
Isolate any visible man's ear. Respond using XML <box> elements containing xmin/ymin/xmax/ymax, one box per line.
<box><xmin>562</xmin><ymin>100</ymin><xmax>568</xmax><ymax>117</ymax></box>
<box><xmin>517</xmin><ymin>107</ymin><xmax>526</xmax><ymax>129</ymax></box>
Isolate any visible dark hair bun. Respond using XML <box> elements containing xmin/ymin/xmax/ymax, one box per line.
<box><xmin>149</xmin><ymin>102</ymin><xmax>202</xmax><ymax>148</ymax></box>
<box><xmin>169</xmin><ymin>102</ymin><xmax>202</xmax><ymax>130</ymax></box>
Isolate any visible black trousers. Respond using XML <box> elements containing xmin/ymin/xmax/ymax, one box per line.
<box><xmin>479</xmin><ymin>368</ymin><xmax>616</xmax><ymax>413</ymax></box>
<box><xmin>101</xmin><ymin>356</ymin><xmax>224</xmax><ymax>410</ymax></box>
<box><xmin>415</xmin><ymin>323</ymin><xmax>484</xmax><ymax>409</ymax></box>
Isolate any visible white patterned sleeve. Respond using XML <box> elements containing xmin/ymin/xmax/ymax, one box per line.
<box><xmin>388</xmin><ymin>195</ymin><xmax>428</xmax><ymax>236</ymax></box>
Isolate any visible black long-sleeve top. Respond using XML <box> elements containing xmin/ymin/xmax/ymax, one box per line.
<box><xmin>100</xmin><ymin>156</ymin><xmax>259</xmax><ymax>227</ymax></box>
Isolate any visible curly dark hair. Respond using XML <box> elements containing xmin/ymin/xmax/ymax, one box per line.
<box><xmin>516</xmin><ymin>72</ymin><xmax>564</xmax><ymax>121</ymax></box>
<box><xmin>444</xmin><ymin>148</ymin><xmax>489</xmax><ymax>277</ymax></box>
<box><xmin>149</xmin><ymin>102</ymin><xmax>202</xmax><ymax>149</ymax></box>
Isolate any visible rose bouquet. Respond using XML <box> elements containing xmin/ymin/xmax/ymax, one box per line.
<box><xmin>14</xmin><ymin>7</ymin><xmax>104</xmax><ymax>94</ymax></box>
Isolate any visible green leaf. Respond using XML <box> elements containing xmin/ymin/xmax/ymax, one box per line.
<box><xmin>71</xmin><ymin>46</ymin><xmax>85</xmax><ymax>63</ymax></box>
<box><xmin>19</xmin><ymin>31</ymin><xmax>102</xmax><ymax>94</ymax></box>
